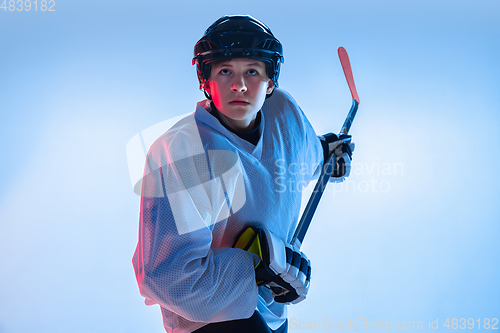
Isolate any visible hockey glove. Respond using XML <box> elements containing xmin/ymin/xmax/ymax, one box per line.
<box><xmin>319</xmin><ymin>133</ymin><xmax>355</xmax><ymax>183</ymax></box>
<box><xmin>233</xmin><ymin>225</ymin><xmax>311</xmax><ymax>304</ymax></box>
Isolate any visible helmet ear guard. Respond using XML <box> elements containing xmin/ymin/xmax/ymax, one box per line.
<box><xmin>193</xmin><ymin>15</ymin><xmax>284</xmax><ymax>96</ymax></box>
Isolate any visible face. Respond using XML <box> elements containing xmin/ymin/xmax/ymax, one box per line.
<box><xmin>204</xmin><ymin>58</ymin><xmax>275</xmax><ymax>132</ymax></box>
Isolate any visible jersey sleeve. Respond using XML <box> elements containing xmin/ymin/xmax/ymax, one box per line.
<box><xmin>302</xmin><ymin>112</ymin><xmax>324</xmax><ymax>181</ymax></box>
<box><xmin>132</xmin><ymin>116</ymin><xmax>259</xmax><ymax>323</ymax></box>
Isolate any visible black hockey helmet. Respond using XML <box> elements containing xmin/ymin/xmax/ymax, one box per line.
<box><xmin>193</xmin><ymin>15</ymin><xmax>284</xmax><ymax>90</ymax></box>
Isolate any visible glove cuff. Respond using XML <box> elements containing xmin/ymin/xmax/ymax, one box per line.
<box><xmin>233</xmin><ymin>226</ymin><xmax>287</xmax><ymax>286</ymax></box>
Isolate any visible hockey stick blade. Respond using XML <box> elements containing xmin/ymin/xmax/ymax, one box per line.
<box><xmin>338</xmin><ymin>47</ymin><xmax>359</xmax><ymax>104</ymax></box>
<box><xmin>291</xmin><ymin>47</ymin><xmax>360</xmax><ymax>249</ymax></box>
<box><xmin>338</xmin><ymin>47</ymin><xmax>360</xmax><ymax>135</ymax></box>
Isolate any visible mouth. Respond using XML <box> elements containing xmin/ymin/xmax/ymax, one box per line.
<box><xmin>229</xmin><ymin>100</ymin><xmax>250</xmax><ymax>106</ymax></box>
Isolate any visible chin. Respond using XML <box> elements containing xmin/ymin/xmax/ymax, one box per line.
<box><xmin>226</xmin><ymin>106</ymin><xmax>255</xmax><ymax>117</ymax></box>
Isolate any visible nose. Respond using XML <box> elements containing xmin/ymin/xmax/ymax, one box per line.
<box><xmin>231</xmin><ymin>74</ymin><xmax>247</xmax><ymax>92</ymax></box>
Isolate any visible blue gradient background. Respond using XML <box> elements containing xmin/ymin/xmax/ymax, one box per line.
<box><xmin>1</xmin><ymin>0</ymin><xmax>499</xmax><ymax>332</ymax></box>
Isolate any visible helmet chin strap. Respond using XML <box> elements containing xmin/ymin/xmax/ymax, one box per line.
<box><xmin>200</xmin><ymin>80</ymin><xmax>212</xmax><ymax>100</ymax></box>
<box><xmin>203</xmin><ymin>89</ymin><xmax>274</xmax><ymax>100</ymax></box>
<box><xmin>203</xmin><ymin>87</ymin><xmax>275</xmax><ymax>101</ymax></box>
<box><xmin>202</xmin><ymin>76</ymin><xmax>275</xmax><ymax>101</ymax></box>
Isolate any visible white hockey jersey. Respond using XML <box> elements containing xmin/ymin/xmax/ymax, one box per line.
<box><xmin>132</xmin><ymin>88</ymin><xmax>324</xmax><ymax>333</ymax></box>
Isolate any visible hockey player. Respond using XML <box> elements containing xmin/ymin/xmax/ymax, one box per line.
<box><xmin>132</xmin><ymin>15</ymin><xmax>354</xmax><ymax>333</ymax></box>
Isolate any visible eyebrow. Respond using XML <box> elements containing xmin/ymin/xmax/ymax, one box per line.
<box><xmin>217</xmin><ymin>62</ymin><xmax>265</xmax><ymax>68</ymax></box>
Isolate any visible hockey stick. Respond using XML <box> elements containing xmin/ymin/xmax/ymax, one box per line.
<box><xmin>338</xmin><ymin>47</ymin><xmax>360</xmax><ymax>134</ymax></box>
<box><xmin>291</xmin><ymin>47</ymin><xmax>360</xmax><ymax>249</ymax></box>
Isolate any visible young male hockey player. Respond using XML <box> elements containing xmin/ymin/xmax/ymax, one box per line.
<box><xmin>132</xmin><ymin>15</ymin><xmax>354</xmax><ymax>333</ymax></box>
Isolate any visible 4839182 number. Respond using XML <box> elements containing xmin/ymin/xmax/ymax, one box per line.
<box><xmin>443</xmin><ymin>318</ymin><xmax>498</xmax><ymax>330</ymax></box>
<box><xmin>1</xmin><ymin>0</ymin><xmax>55</xmax><ymax>11</ymax></box>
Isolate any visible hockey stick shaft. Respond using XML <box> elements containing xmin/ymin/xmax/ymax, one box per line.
<box><xmin>340</xmin><ymin>99</ymin><xmax>359</xmax><ymax>135</ymax></box>
<box><xmin>291</xmin><ymin>153</ymin><xmax>336</xmax><ymax>249</ymax></box>
<box><xmin>291</xmin><ymin>47</ymin><xmax>359</xmax><ymax>249</ymax></box>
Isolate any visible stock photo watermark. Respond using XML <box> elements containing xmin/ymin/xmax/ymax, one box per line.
<box><xmin>1</xmin><ymin>0</ymin><xmax>56</xmax><ymax>11</ymax></box>
<box><xmin>289</xmin><ymin>317</ymin><xmax>499</xmax><ymax>330</ymax></box>
<box><xmin>273</xmin><ymin>159</ymin><xmax>403</xmax><ymax>195</ymax></box>
<box><xmin>126</xmin><ymin>113</ymin><xmax>405</xmax><ymax>234</ymax></box>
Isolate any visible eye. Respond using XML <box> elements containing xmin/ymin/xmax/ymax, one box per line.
<box><xmin>219</xmin><ymin>69</ymin><xmax>231</xmax><ymax>75</ymax></box>
<box><xmin>247</xmin><ymin>69</ymin><xmax>258</xmax><ymax>75</ymax></box>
